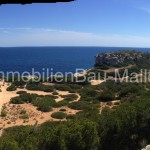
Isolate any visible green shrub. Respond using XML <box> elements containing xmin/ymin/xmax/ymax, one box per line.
<box><xmin>7</xmin><ymin>84</ymin><xmax>17</xmax><ymax>91</ymax></box>
<box><xmin>79</xmin><ymin>87</ymin><xmax>98</xmax><ymax>102</ymax></box>
<box><xmin>80</xmin><ymin>97</ymin><xmax>94</xmax><ymax>102</ymax></box>
<box><xmin>52</xmin><ymin>91</ymin><xmax>59</xmax><ymax>95</ymax></box>
<box><xmin>38</xmin><ymin>84</ymin><xmax>54</xmax><ymax>92</ymax></box>
<box><xmin>10</xmin><ymin>93</ymin><xmax>39</xmax><ymax>104</ymax></box>
<box><xmin>42</xmin><ymin>88</ymin><xmax>53</xmax><ymax>92</ymax></box>
<box><xmin>1</xmin><ymin>109</ymin><xmax>7</xmax><ymax>117</ymax></box>
<box><xmin>64</xmin><ymin>94</ymin><xmax>78</xmax><ymax>101</ymax></box>
<box><xmin>16</xmin><ymin>91</ymin><xmax>27</xmax><ymax>95</ymax></box>
<box><xmin>68</xmin><ymin>101</ymin><xmax>90</xmax><ymax>110</ymax></box>
<box><xmin>26</xmin><ymin>82</ymin><xmax>54</xmax><ymax>92</ymax></box>
<box><xmin>32</xmin><ymin>97</ymin><xmax>53</xmax><ymax>112</ymax></box>
<box><xmin>44</xmin><ymin>95</ymin><xmax>58</xmax><ymax>99</ymax></box>
<box><xmin>66</xmin><ymin>114</ymin><xmax>75</xmax><ymax>120</ymax></box>
<box><xmin>112</xmin><ymin>106</ymin><xmax>118</xmax><ymax>110</ymax></box>
<box><xmin>119</xmin><ymin>84</ymin><xmax>140</xmax><ymax>97</ymax></box>
<box><xmin>51</xmin><ymin>112</ymin><xmax>67</xmax><ymax>119</ymax></box>
<box><xmin>101</xmin><ymin>106</ymin><xmax>111</xmax><ymax>114</ymax></box>
<box><xmin>54</xmin><ymin>84</ymin><xmax>72</xmax><ymax>91</ymax></box>
<box><xmin>20</xmin><ymin>93</ymin><xmax>38</xmax><ymax>103</ymax></box>
<box><xmin>97</xmin><ymin>90</ymin><xmax>115</xmax><ymax>102</ymax></box>
<box><xmin>26</xmin><ymin>82</ymin><xmax>39</xmax><ymax>90</ymax></box>
<box><xmin>51</xmin><ymin>100</ymin><xmax>68</xmax><ymax>108</ymax></box>
<box><xmin>60</xmin><ymin>95</ymin><xmax>66</xmax><ymax>98</ymax></box>
<box><xmin>80</xmin><ymin>88</ymin><xmax>97</xmax><ymax>97</ymax></box>
<box><xmin>12</xmin><ymin>78</ymin><xmax>27</xmax><ymax>87</ymax></box>
<box><xmin>10</xmin><ymin>96</ymin><xmax>24</xmax><ymax>104</ymax></box>
<box><xmin>39</xmin><ymin>103</ymin><xmax>52</xmax><ymax>112</ymax></box>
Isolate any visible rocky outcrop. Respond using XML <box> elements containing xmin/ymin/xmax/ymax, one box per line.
<box><xmin>95</xmin><ymin>50</ymin><xmax>147</xmax><ymax>67</ymax></box>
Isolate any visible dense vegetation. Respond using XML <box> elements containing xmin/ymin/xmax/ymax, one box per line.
<box><xmin>1</xmin><ymin>97</ymin><xmax>150</xmax><ymax>150</ymax></box>
<box><xmin>0</xmin><ymin>121</ymin><xmax>99</xmax><ymax>150</ymax></box>
<box><xmin>51</xmin><ymin>112</ymin><xmax>67</xmax><ymax>119</ymax></box>
<box><xmin>3</xmin><ymin>79</ymin><xmax>150</xmax><ymax>149</ymax></box>
<box><xmin>2</xmin><ymin>50</ymin><xmax>150</xmax><ymax>149</ymax></box>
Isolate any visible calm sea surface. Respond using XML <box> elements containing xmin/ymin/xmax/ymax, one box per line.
<box><xmin>0</xmin><ymin>47</ymin><xmax>149</xmax><ymax>74</ymax></box>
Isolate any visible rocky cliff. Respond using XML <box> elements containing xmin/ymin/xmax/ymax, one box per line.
<box><xmin>95</xmin><ymin>50</ymin><xmax>149</xmax><ymax>67</ymax></box>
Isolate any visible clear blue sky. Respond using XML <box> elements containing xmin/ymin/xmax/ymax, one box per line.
<box><xmin>0</xmin><ymin>0</ymin><xmax>150</xmax><ymax>47</ymax></box>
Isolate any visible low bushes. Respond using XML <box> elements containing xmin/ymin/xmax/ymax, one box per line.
<box><xmin>1</xmin><ymin>120</ymin><xmax>99</xmax><ymax>150</ymax></box>
<box><xmin>63</xmin><ymin>94</ymin><xmax>78</xmax><ymax>101</ymax></box>
<box><xmin>66</xmin><ymin>114</ymin><xmax>75</xmax><ymax>120</ymax></box>
<box><xmin>40</xmin><ymin>84</ymin><xmax>54</xmax><ymax>92</ymax></box>
<box><xmin>5</xmin><ymin>76</ymin><xmax>27</xmax><ymax>89</ymax></box>
<box><xmin>10</xmin><ymin>93</ymin><xmax>39</xmax><ymax>104</ymax></box>
<box><xmin>7</xmin><ymin>84</ymin><xmax>17</xmax><ymax>91</ymax></box>
<box><xmin>80</xmin><ymin>88</ymin><xmax>97</xmax><ymax>97</ymax></box>
<box><xmin>1</xmin><ymin>109</ymin><xmax>7</xmax><ymax>117</ymax></box>
<box><xmin>79</xmin><ymin>87</ymin><xmax>98</xmax><ymax>102</ymax></box>
<box><xmin>49</xmin><ymin>75</ymin><xmax>89</xmax><ymax>85</ymax></box>
<box><xmin>119</xmin><ymin>85</ymin><xmax>140</xmax><ymax>97</ymax></box>
<box><xmin>10</xmin><ymin>93</ymin><xmax>68</xmax><ymax>112</ymax></box>
<box><xmin>51</xmin><ymin>100</ymin><xmax>68</xmax><ymax>108</ymax></box>
<box><xmin>68</xmin><ymin>101</ymin><xmax>90</xmax><ymax>110</ymax></box>
<box><xmin>10</xmin><ymin>96</ymin><xmax>24</xmax><ymax>104</ymax></box>
<box><xmin>16</xmin><ymin>91</ymin><xmax>27</xmax><ymax>95</ymax></box>
<box><xmin>44</xmin><ymin>95</ymin><xmax>58</xmax><ymax>99</ymax></box>
<box><xmin>52</xmin><ymin>91</ymin><xmax>59</xmax><ymax>95</ymax></box>
<box><xmin>51</xmin><ymin>112</ymin><xmax>67</xmax><ymax>119</ymax></box>
<box><xmin>12</xmin><ymin>79</ymin><xmax>27</xmax><ymax>87</ymax></box>
<box><xmin>97</xmin><ymin>90</ymin><xmax>115</xmax><ymax>102</ymax></box>
<box><xmin>78</xmin><ymin>106</ymin><xmax>99</xmax><ymax>121</ymax></box>
<box><xmin>54</xmin><ymin>84</ymin><xmax>72</xmax><ymax>91</ymax></box>
<box><xmin>66</xmin><ymin>84</ymin><xmax>82</xmax><ymax>93</ymax></box>
<box><xmin>32</xmin><ymin>97</ymin><xmax>53</xmax><ymax>112</ymax></box>
<box><xmin>26</xmin><ymin>82</ymin><xmax>39</xmax><ymax>90</ymax></box>
<box><xmin>26</xmin><ymin>82</ymin><xmax>54</xmax><ymax>92</ymax></box>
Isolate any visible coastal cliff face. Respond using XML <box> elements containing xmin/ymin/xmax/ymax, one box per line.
<box><xmin>95</xmin><ymin>50</ymin><xmax>149</xmax><ymax>67</ymax></box>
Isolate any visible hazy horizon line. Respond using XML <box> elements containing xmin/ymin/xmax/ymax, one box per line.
<box><xmin>0</xmin><ymin>46</ymin><xmax>150</xmax><ymax>49</ymax></box>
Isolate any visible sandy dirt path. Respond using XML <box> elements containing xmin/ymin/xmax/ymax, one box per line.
<box><xmin>0</xmin><ymin>83</ymin><xmax>18</xmax><ymax>112</ymax></box>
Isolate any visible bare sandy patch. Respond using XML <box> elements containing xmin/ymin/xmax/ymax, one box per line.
<box><xmin>91</xmin><ymin>80</ymin><xmax>105</xmax><ymax>85</ymax></box>
<box><xmin>0</xmin><ymin>103</ymin><xmax>80</xmax><ymax>129</ymax></box>
<box><xmin>0</xmin><ymin>82</ymin><xmax>18</xmax><ymax>112</ymax></box>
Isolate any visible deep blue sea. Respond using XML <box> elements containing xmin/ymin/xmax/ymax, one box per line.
<box><xmin>0</xmin><ymin>46</ymin><xmax>149</xmax><ymax>75</ymax></box>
